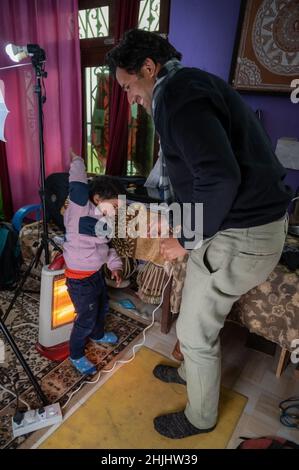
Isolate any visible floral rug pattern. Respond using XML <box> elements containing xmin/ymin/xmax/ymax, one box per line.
<box><xmin>0</xmin><ymin>282</ymin><xmax>145</xmax><ymax>449</ymax></box>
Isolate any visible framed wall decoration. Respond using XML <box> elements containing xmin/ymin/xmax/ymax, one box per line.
<box><xmin>230</xmin><ymin>0</ymin><xmax>299</xmax><ymax>93</ymax></box>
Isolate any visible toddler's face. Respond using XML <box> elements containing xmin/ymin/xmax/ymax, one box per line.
<box><xmin>93</xmin><ymin>196</ymin><xmax>120</xmax><ymax>217</ymax></box>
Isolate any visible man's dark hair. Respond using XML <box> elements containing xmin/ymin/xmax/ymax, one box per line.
<box><xmin>106</xmin><ymin>28</ymin><xmax>182</xmax><ymax>76</ymax></box>
<box><xmin>89</xmin><ymin>175</ymin><xmax>125</xmax><ymax>200</ymax></box>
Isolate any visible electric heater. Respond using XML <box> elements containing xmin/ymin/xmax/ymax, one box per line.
<box><xmin>36</xmin><ymin>265</ymin><xmax>76</xmax><ymax>361</ymax></box>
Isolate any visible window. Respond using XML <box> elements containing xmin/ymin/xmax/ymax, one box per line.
<box><xmin>79</xmin><ymin>0</ymin><xmax>170</xmax><ymax>175</ymax></box>
<box><xmin>79</xmin><ymin>0</ymin><xmax>115</xmax><ymax>173</ymax></box>
<box><xmin>79</xmin><ymin>6</ymin><xmax>109</xmax><ymax>38</ymax></box>
<box><xmin>84</xmin><ymin>65</ymin><xmax>111</xmax><ymax>174</ymax></box>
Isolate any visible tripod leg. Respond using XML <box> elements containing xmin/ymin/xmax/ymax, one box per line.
<box><xmin>0</xmin><ymin>309</ymin><xmax>48</xmax><ymax>405</ymax></box>
<box><xmin>2</xmin><ymin>242</ymin><xmax>44</xmax><ymax>323</ymax></box>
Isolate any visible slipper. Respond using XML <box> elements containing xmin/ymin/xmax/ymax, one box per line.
<box><xmin>69</xmin><ymin>356</ymin><xmax>97</xmax><ymax>375</ymax></box>
<box><xmin>90</xmin><ymin>331</ymin><xmax>118</xmax><ymax>344</ymax></box>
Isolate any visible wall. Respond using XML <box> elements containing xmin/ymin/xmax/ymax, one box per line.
<box><xmin>169</xmin><ymin>0</ymin><xmax>299</xmax><ymax>192</ymax></box>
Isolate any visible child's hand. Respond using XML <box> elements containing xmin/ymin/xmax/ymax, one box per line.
<box><xmin>70</xmin><ymin>148</ymin><xmax>82</xmax><ymax>161</ymax></box>
<box><xmin>111</xmin><ymin>270</ymin><xmax>123</xmax><ymax>287</ymax></box>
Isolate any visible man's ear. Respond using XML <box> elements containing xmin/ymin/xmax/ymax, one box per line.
<box><xmin>142</xmin><ymin>58</ymin><xmax>157</xmax><ymax>78</ymax></box>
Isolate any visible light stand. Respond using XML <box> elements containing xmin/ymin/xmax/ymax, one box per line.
<box><xmin>0</xmin><ymin>45</ymin><xmax>62</xmax><ymax>407</ymax></box>
<box><xmin>33</xmin><ymin>46</ymin><xmax>50</xmax><ymax>266</ymax></box>
<box><xmin>3</xmin><ymin>45</ymin><xmax>61</xmax><ymax>323</ymax></box>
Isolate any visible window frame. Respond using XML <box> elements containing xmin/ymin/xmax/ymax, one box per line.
<box><xmin>78</xmin><ymin>0</ymin><xmax>170</xmax><ymax>169</ymax></box>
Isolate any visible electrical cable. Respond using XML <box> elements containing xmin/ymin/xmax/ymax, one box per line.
<box><xmin>11</xmin><ymin>323</ymin><xmax>38</xmax><ymax>330</ymax></box>
<box><xmin>23</xmin><ymin>291</ymin><xmax>40</xmax><ymax>302</ymax></box>
<box><xmin>61</xmin><ymin>265</ymin><xmax>174</xmax><ymax>410</ymax></box>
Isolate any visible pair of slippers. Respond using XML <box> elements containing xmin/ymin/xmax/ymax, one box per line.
<box><xmin>70</xmin><ymin>332</ymin><xmax>118</xmax><ymax>375</ymax></box>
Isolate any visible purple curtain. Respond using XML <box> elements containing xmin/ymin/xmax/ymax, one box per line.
<box><xmin>0</xmin><ymin>141</ymin><xmax>13</xmax><ymax>219</ymax></box>
<box><xmin>105</xmin><ymin>0</ymin><xmax>139</xmax><ymax>176</ymax></box>
<box><xmin>0</xmin><ymin>0</ymin><xmax>82</xmax><ymax>212</ymax></box>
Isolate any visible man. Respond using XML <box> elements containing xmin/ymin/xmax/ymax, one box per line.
<box><xmin>106</xmin><ymin>29</ymin><xmax>291</xmax><ymax>439</ymax></box>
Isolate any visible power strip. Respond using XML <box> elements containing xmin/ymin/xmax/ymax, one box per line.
<box><xmin>12</xmin><ymin>403</ymin><xmax>62</xmax><ymax>437</ymax></box>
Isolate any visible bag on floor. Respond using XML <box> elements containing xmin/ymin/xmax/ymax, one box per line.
<box><xmin>238</xmin><ymin>436</ymin><xmax>299</xmax><ymax>449</ymax></box>
<box><xmin>0</xmin><ymin>221</ymin><xmax>22</xmax><ymax>290</ymax></box>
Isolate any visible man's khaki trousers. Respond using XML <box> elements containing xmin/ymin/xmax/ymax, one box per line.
<box><xmin>176</xmin><ymin>216</ymin><xmax>288</xmax><ymax>429</ymax></box>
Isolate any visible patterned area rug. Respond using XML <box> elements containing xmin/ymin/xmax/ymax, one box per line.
<box><xmin>0</xmin><ymin>280</ymin><xmax>146</xmax><ymax>449</ymax></box>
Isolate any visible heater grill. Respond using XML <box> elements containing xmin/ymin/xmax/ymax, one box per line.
<box><xmin>52</xmin><ymin>273</ymin><xmax>76</xmax><ymax>329</ymax></box>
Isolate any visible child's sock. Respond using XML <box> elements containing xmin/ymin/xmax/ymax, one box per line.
<box><xmin>69</xmin><ymin>356</ymin><xmax>97</xmax><ymax>375</ymax></box>
<box><xmin>90</xmin><ymin>331</ymin><xmax>118</xmax><ymax>344</ymax></box>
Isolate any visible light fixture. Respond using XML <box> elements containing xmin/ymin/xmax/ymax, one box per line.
<box><xmin>5</xmin><ymin>44</ymin><xmax>27</xmax><ymax>62</ymax></box>
<box><xmin>5</xmin><ymin>43</ymin><xmax>45</xmax><ymax>66</ymax></box>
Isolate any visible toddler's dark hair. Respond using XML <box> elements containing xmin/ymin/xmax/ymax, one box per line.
<box><xmin>89</xmin><ymin>175</ymin><xmax>125</xmax><ymax>201</ymax></box>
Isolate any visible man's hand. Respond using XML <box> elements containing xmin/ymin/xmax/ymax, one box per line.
<box><xmin>111</xmin><ymin>270</ymin><xmax>123</xmax><ymax>287</ymax></box>
<box><xmin>160</xmin><ymin>238</ymin><xmax>188</xmax><ymax>261</ymax></box>
<box><xmin>147</xmin><ymin>211</ymin><xmax>170</xmax><ymax>238</ymax></box>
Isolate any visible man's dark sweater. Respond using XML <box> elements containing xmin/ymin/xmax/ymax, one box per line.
<box><xmin>153</xmin><ymin>67</ymin><xmax>292</xmax><ymax>242</ymax></box>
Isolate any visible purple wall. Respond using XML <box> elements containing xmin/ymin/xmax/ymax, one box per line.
<box><xmin>169</xmin><ymin>0</ymin><xmax>299</xmax><ymax>192</ymax></box>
